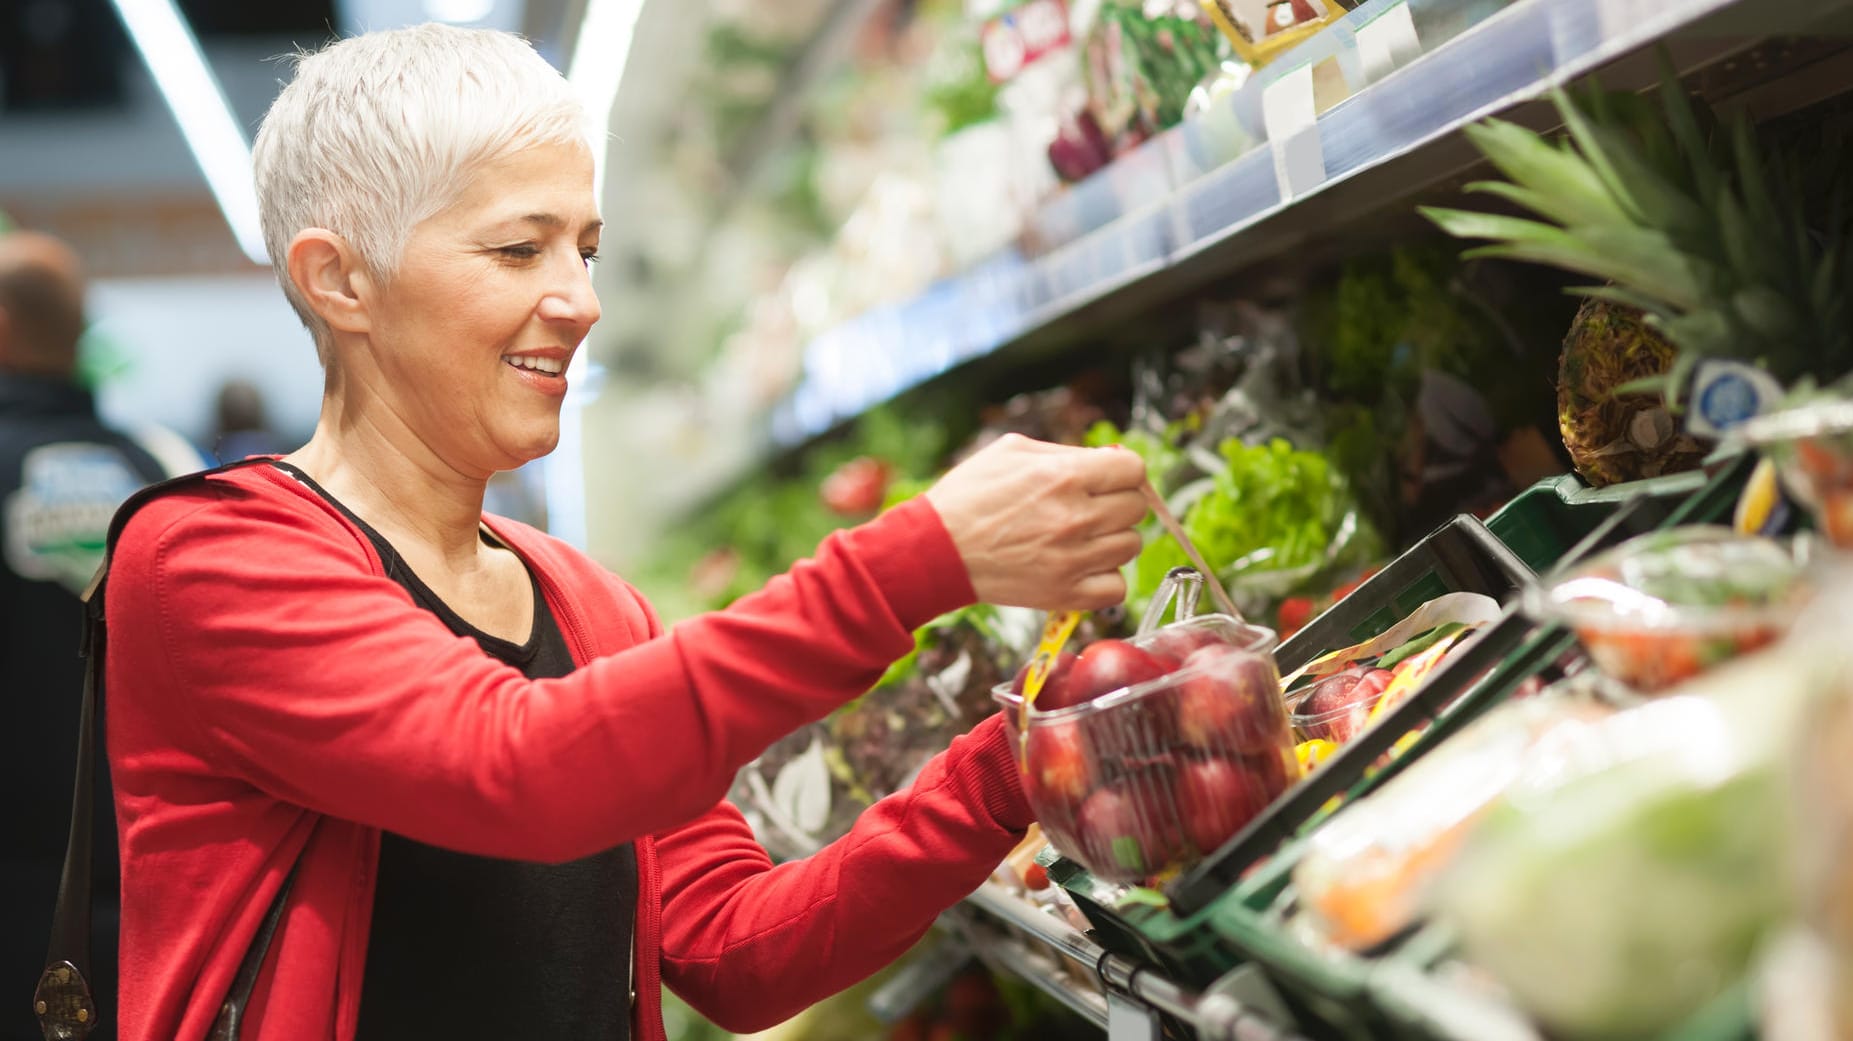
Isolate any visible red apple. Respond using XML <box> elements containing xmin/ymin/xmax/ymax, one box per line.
<box><xmin>1009</xmin><ymin>650</ymin><xmax>1077</xmax><ymax>707</ymax></box>
<box><xmin>1174</xmin><ymin>645</ymin><xmax>1284</xmax><ymax>754</ymax></box>
<box><xmin>1244</xmin><ymin>746</ymin><xmax>1299</xmax><ymax>799</ymax></box>
<box><xmin>1075</xmin><ymin>772</ymin><xmax>1185</xmax><ymax>880</ymax></box>
<box><xmin>1060</xmin><ymin>639</ymin><xmax>1171</xmax><ymax>708</ymax></box>
<box><xmin>1297</xmin><ymin>667</ymin><xmax>1393</xmax><ymax>743</ymax></box>
<box><xmin>1175</xmin><ymin>756</ymin><xmax>1273</xmax><ymax>855</ymax></box>
<box><xmin>1023</xmin><ymin>719</ymin><xmax>1092</xmax><ymax>826</ymax></box>
<box><xmin>1142</xmin><ymin>624</ymin><xmax>1226</xmax><ymax>668</ymax></box>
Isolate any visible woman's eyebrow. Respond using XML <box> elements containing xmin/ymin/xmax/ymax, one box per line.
<box><xmin>500</xmin><ymin>213</ymin><xmax>603</xmax><ymax>234</ymax></box>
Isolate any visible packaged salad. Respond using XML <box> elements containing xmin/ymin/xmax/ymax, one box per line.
<box><xmin>1525</xmin><ymin>526</ymin><xmax>1815</xmax><ymax>692</ymax></box>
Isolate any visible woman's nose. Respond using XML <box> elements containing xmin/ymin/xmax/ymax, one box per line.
<box><xmin>539</xmin><ymin>252</ymin><xmax>601</xmax><ymax>330</ymax></box>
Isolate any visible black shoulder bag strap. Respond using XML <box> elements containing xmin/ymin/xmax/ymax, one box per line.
<box><xmin>35</xmin><ymin>461</ymin><xmax>303</xmax><ymax>1041</ymax></box>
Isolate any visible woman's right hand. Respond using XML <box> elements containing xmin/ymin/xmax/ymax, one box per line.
<box><xmin>925</xmin><ymin>433</ymin><xmax>1149</xmax><ymax>611</ymax></box>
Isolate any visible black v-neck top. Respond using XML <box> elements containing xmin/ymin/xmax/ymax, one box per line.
<box><xmin>271</xmin><ymin>462</ymin><xmax>636</xmax><ymax>1041</ymax></box>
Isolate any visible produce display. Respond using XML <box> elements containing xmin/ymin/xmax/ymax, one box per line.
<box><xmin>1292</xmin><ymin>694</ymin><xmax>1615</xmax><ymax>951</ymax></box>
<box><xmin>997</xmin><ymin>614</ymin><xmax>1298</xmax><ymax>884</ymax></box>
<box><xmin>602</xmin><ymin>1</ymin><xmax>1853</xmax><ymax>1036</ymax></box>
<box><xmin>1526</xmin><ymin>526</ymin><xmax>1814</xmax><ymax>692</ymax></box>
<box><xmin>1080</xmin><ymin>0</ymin><xmax>1228</xmax><ymax>154</ymax></box>
<box><xmin>1438</xmin><ymin>653</ymin><xmax>1814</xmax><ymax>1039</ymax></box>
<box><xmin>1280</xmin><ymin>590</ymin><xmax>1502</xmax><ymax>758</ymax></box>
<box><xmin>1744</xmin><ymin>389</ymin><xmax>1853</xmax><ymax>547</ymax></box>
<box><xmin>1093</xmin><ymin>424</ymin><xmax>1380</xmax><ymax>624</ymax></box>
<box><xmin>829</xmin><ymin>606</ymin><xmax>1015</xmax><ymax>802</ymax></box>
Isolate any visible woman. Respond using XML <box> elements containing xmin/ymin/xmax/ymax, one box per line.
<box><xmin>105</xmin><ymin>22</ymin><xmax>1148</xmax><ymax>1041</ymax></box>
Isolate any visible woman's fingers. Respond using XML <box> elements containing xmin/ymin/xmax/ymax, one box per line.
<box><xmin>1083</xmin><ymin>529</ymin><xmax>1145</xmax><ymax>573</ymax></box>
<box><xmin>1080</xmin><ymin>445</ymin><xmax>1148</xmax><ymax>494</ymax></box>
<box><xmin>925</xmin><ymin>435</ymin><xmax>1149</xmax><ymax>610</ymax></box>
<box><xmin>1085</xmin><ymin>489</ymin><xmax>1149</xmax><ymax>536</ymax></box>
<box><xmin>1064</xmin><ymin>570</ymin><xmax>1130</xmax><ymax>611</ymax></box>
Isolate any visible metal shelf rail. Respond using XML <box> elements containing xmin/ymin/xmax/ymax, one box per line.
<box><xmin>958</xmin><ymin>883</ymin><xmax>1313</xmax><ymax>1041</ymax></box>
<box><xmin>765</xmin><ymin>0</ymin><xmax>1847</xmax><ymax>449</ymax></box>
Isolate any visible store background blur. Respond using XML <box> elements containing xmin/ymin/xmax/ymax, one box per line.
<box><xmin>0</xmin><ymin>0</ymin><xmax>568</xmax><ymax>528</ymax></box>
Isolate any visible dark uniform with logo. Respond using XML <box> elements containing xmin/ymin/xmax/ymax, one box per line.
<box><xmin>2</xmin><ymin>372</ymin><xmax>166</xmax><ymax>1041</ymax></box>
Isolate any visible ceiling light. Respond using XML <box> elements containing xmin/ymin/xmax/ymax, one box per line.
<box><xmin>108</xmin><ymin>0</ymin><xmax>268</xmax><ymax>266</ymax></box>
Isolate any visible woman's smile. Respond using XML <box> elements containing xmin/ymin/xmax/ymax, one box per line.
<box><xmin>502</xmin><ymin>349</ymin><xmax>571</xmax><ymax>396</ymax></box>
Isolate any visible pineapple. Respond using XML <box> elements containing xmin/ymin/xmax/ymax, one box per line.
<box><xmin>1423</xmin><ymin>65</ymin><xmax>1852</xmax><ymax>418</ymax></box>
<box><xmin>1558</xmin><ymin>297</ymin><xmax>1707</xmax><ymax>485</ymax></box>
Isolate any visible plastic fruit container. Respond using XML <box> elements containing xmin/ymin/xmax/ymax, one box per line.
<box><xmin>1524</xmin><ymin>526</ymin><xmax>1813</xmax><ymax>692</ymax></box>
<box><xmin>1742</xmin><ymin>395</ymin><xmax>1853</xmax><ymax>548</ymax></box>
<box><xmin>1284</xmin><ymin>666</ymin><xmax>1394</xmax><ymax>744</ymax></box>
<box><xmin>994</xmin><ymin>613</ymin><xmax>1300</xmax><ymax>885</ymax></box>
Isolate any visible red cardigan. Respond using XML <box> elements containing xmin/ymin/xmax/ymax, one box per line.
<box><xmin>104</xmin><ymin>463</ymin><xmax>1032</xmax><ymax>1041</ymax></box>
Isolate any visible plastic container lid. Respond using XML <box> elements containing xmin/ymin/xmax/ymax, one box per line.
<box><xmin>1525</xmin><ymin>526</ymin><xmax>1813</xmax><ymax>635</ymax></box>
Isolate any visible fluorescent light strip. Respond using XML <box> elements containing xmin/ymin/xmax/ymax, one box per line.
<box><xmin>566</xmin><ymin>0</ymin><xmax>647</xmax><ymax>206</ymax></box>
<box><xmin>109</xmin><ymin>0</ymin><xmax>268</xmax><ymax>265</ymax></box>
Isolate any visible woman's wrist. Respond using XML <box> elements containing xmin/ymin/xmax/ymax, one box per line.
<box><xmin>837</xmin><ymin>497</ymin><xmax>977</xmax><ymax>632</ymax></box>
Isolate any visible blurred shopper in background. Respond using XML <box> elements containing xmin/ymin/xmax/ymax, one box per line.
<box><xmin>208</xmin><ymin>378</ymin><xmax>289</xmax><ymax>463</ymax></box>
<box><xmin>0</xmin><ymin>229</ymin><xmax>166</xmax><ymax>1041</ymax></box>
<box><xmin>94</xmin><ymin>23</ymin><xmax>1149</xmax><ymax>1041</ymax></box>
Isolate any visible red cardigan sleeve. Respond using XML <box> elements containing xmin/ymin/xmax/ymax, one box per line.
<box><xmin>654</xmin><ymin>713</ymin><xmax>1033</xmax><ymax>1033</ymax></box>
<box><xmin>108</xmin><ymin>479</ymin><xmax>973</xmax><ymax>863</ymax></box>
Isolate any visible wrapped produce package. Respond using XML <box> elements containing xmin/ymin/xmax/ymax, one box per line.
<box><xmin>1436</xmin><ymin>649</ymin><xmax>1821</xmax><ymax>1039</ymax></box>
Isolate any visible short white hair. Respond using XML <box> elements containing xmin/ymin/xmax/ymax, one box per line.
<box><xmin>254</xmin><ymin>23</ymin><xmax>591</xmax><ymax>359</ymax></box>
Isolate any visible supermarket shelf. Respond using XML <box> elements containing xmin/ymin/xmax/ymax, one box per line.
<box><xmin>766</xmin><ymin>0</ymin><xmax>1853</xmax><ymax>448</ymax></box>
<box><xmin>957</xmin><ymin>883</ymin><xmax>1312</xmax><ymax>1041</ymax></box>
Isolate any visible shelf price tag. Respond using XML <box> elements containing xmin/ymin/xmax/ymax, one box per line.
<box><xmin>1355</xmin><ymin>0</ymin><xmax>1421</xmax><ymax>84</ymax></box>
<box><xmin>1261</xmin><ymin>61</ymin><xmax>1324</xmax><ymax>200</ymax></box>
<box><xmin>1105</xmin><ymin>992</ymin><xmax>1162</xmax><ymax>1041</ymax></box>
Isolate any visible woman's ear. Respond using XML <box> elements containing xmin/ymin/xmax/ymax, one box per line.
<box><xmin>286</xmin><ymin>229</ymin><xmax>373</xmax><ymax>336</ymax></box>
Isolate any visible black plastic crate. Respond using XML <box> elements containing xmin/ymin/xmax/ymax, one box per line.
<box><xmin>1169</xmin><ymin>514</ymin><xmax>1535</xmax><ymax>914</ymax></box>
<box><xmin>1276</xmin><ymin>515</ymin><xmax>1533</xmax><ymax>675</ymax></box>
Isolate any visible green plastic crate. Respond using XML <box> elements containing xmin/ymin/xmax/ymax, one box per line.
<box><xmin>1485</xmin><ymin>470</ymin><xmax>1709</xmax><ymax>574</ymax></box>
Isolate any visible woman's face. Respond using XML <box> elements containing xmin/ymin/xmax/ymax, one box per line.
<box><xmin>362</xmin><ymin>140</ymin><xmax>602</xmax><ymax>475</ymax></box>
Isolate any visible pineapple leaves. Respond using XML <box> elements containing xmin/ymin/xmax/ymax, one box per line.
<box><xmin>1461</xmin><ymin>119</ymin><xmax>1628</xmax><ymax>226</ymax></box>
<box><xmin>1436</xmin><ymin>53</ymin><xmax>1852</xmax><ymax>391</ymax></box>
<box><xmin>1733</xmin><ymin>287</ymin><xmax>1797</xmax><ymax>340</ymax></box>
<box><xmin>1714</xmin><ymin>194</ymin><xmax>1766</xmax><ymax>283</ymax></box>
<box><xmin>1572</xmin><ymin>226</ymin><xmax>1706</xmax><ymax>310</ymax></box>
<box><xmin>1418</xmin><ymin>207</ymin><xmax>1566</xmax><ymax>246</ymax></box>
<box><xmin>1655</xmin><ymin>53</ymin><xmax>1723</xmax><ymax>204</ymax></box>
<box><xmin>1550</xmin><ymin>86</ymin><xmax>1704</xmax><ymax>232</ymax></box>
<box><xmin>1421</xmin><ymin>208</ymin><xmax>1703</xmax><ymax>308</ymax></box>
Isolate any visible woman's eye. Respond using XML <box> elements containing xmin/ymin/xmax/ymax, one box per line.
<box><xmin>580</xmin><ymin>249</ymin><xmax>601</xmax><ymax>265</ymax></box>
<box><xmin>496</xmin><ymin>244</ymin><xmax>542</xmax><ymax>260</ymax></box>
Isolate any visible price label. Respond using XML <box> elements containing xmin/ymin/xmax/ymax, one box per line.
<box><xmin>981</xmin><ymin>0</ymin><xmax>1072</xmax><ymax>83</ymax></box>
<box><xmin>1261</xmin><ymin>62</ymin><xmax>1324</xmax><ymax>198</ymax></box>
<box><xmin>1355</xmin><ymin>1</ymin><xmax>1421</xmax><ymax>84</ymax></box>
